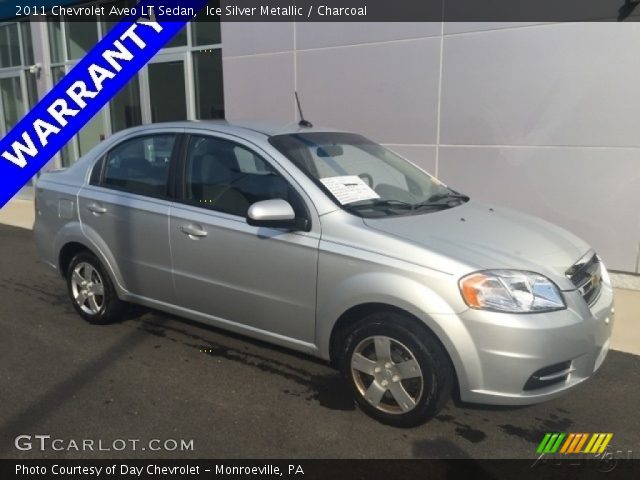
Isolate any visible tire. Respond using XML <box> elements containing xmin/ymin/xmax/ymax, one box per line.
<box><xmin>66</xmin><ymin>251</ymin><xmax>126</xmax><ymax>325</ymax></box>
<box><xmin>339</xmin><ymin>311</ymin><xmax>454</xmax><ymax>427</ymax></box>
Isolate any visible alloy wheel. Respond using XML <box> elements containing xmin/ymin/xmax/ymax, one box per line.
<box><xmin>70</xmin><ymin>262</ymin><xmax>105</xmax><ymax>315</ymax></box>
<box><xmin>350</xmin><ymin>335</ymin><xmax>424</xmax><ymax>414</ymax></box>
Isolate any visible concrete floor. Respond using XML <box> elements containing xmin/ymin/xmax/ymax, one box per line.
<box><xmin>0</xmin><ymin>199</ymin><xmax>35</xmax><ymax>230</ymax></box>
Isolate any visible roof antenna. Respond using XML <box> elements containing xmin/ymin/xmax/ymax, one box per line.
<box><xmin>295</xmin><ymin>92</ymin><xmax>313</xmax><ymax>128</ymax></box>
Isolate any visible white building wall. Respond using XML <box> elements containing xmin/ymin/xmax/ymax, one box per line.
<box><xmin>221</xmin><ymin>21</ymin><xmax>640</xmax><ymax>273</ymax></box>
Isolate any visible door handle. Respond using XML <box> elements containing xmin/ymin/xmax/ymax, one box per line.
<box><xmin>87</xmin><ymin>203</ymin><xmax>107</xmax><ymax>215</ymax></box>
<box><xmin>180</xmin><ymin>224</ymin><xmax>208</xmax><ymax>238</ymax></box>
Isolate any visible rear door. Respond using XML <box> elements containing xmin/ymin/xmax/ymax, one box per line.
<box><xmin>78</xmin><ymin>131</ymin><xmax>181</xmax><ymax>301</ymax></box>
<box><xmin>169</xmin><ymin>132</ymin><xmax>320</xmax><ymax>344</ymax></box>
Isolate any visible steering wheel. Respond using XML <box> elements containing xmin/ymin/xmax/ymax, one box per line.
<box><xmin>358</xmin><ymin>173</ymin><xmax>374</xmax><ymax>188</ymax></box>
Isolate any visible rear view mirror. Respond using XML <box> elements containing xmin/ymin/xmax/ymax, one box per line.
<box><xmin>247</xmin><ymin>199</ymin><xmax>298</xmax><ymax>229</ymax></box>
<box><xmin>316</xmin><ymin>145</ymin><xmax>344</xmax><ymax>157</ymax></box>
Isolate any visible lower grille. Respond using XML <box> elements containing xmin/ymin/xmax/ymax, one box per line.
<box><xmin>566</xmin><ymin>251</ymin><xmax>603</xmax><ymax>307</ymax></box>
<box><xmin>523</xmin><ymin>361</ymin><xmax>573</xmax><ymax>391</ymax></box>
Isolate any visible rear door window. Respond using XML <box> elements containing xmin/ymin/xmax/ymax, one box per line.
<box><xmin>103</xmin><ymin>134</ymin><xmax>177</xmax><ymax>197</ymax></box>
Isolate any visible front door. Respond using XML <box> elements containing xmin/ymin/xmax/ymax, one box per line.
<box><xmin>169</xmin><ymin>133</ymin><xmax>320</xmax><ymax>344</ymax></box>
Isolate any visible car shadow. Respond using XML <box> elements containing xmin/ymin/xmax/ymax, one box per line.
<box><xmin>131</xmin><ymin>309</ymin><xmax>356</xmax><ymax>412</ymax></box>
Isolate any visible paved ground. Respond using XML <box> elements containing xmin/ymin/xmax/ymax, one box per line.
<box><xmin>0</xmin><ymin>224</ymin><xmax>638</xmax><ymax>459</ymax></box>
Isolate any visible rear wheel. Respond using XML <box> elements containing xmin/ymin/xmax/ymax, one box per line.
<box><xmin>340</xmin><ymin>311</ymin><xmax>453</xmax><ymax>427</ymax></box>
<box><xmin>66</xmin><ymin>252</ymin><xmax>125</xmax><ymax>325</ymax></box>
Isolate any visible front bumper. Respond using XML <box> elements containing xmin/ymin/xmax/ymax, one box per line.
<box><xmin>453</xmin><ymin>282</ymin><xmax>614</xmax><ymax>405</ymax></box>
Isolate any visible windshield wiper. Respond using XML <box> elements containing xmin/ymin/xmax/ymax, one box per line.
<box><xmin>345</xmin><ymin>199</ymin><xmax>415</xmax><ymax>211</ymax></box>
<box><xmin>345</xmin><ymin>194</ymin><xmax>468</xmax><ymax>214</ymax></box>
<box><xmin>412</xmin><ymin>192</ymin><xmax>470</xmax><ymax>210</ymax></box>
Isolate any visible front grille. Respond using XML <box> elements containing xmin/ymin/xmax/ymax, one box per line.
<box><xmin>566</xmin><ymin>251</ymin><xmax>603</xmax><ymax>307</ymax></box>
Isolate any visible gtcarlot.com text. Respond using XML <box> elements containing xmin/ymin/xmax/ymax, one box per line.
<box><xmin>14</xmin><ymin>435</ymin><xmax>194</xmax><ymax>452</ymax></box>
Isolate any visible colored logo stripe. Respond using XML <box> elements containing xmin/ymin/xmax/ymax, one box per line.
<box><xmin>584</xmin><ymin>433</ymin><xmax>613</xmax><ymax>454</ymax></box>
<box><xmin>560</xmin><ymin>433</ymin><xmax>589</xmax><ymax>453</ymax></box>
<box><xmin>537</xmin><ymin>433</ymin><xmax>566</xmax><ymax>454</ymax></box>
<box><xmin>539</xmin><ymin>433</ymin><xmax>613</xmax><ymax>455</ymax></box>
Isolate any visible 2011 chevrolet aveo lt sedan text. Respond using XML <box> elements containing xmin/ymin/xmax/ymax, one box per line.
<box><xmin>34</xmin><ymin>121</ymin><xmax>614</xmax><ymax>427</ymax></box>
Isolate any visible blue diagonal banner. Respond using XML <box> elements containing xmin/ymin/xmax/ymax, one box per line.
<box><xmin>0</xmin><ymin>0</ymin><xmax>207</xmax><ymax>208</ymax></box>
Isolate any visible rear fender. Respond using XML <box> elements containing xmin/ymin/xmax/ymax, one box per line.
<box><xmin>54</xmin><ymin>221</ymin><xmax>129</xmax><ymax>298</ymax></box>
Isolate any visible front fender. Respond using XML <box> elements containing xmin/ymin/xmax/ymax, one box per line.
<box><xmin>315</xmin><ymin>272</ymin><xmax>482</xmax><ymax>395</ymax></box>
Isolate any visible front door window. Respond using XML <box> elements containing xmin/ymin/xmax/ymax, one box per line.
<box><xmin>184</xmin><ymin>135</ymin><xmax>304</xmax><ymax>218</ymax></box>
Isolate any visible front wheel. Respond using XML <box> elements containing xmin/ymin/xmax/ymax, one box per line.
<box><xmin>340</xmin><ymin>312</ymin><xmax>454</xmax><ymax>427</ymax></box>
<box><xmin>66</xmin><ymin>252</ymin><xmax>125</xmax><ymax>325</ymax></box>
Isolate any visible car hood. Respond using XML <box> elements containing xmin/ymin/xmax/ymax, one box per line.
<box><xmin>363</xmin><ymin>200</ymin><xmax>590</xmax><ymax>289</ymax></box>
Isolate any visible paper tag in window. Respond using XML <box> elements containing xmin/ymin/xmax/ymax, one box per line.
<box><xmin>320</xmin><ymin>175</ymin><xmax>380</xmax><ymax>205</ymax></box>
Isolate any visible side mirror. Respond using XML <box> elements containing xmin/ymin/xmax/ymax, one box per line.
<box><xmin>247</xmin><ymin>199</ymin><xmax>299</xmax><ymax>229</ymax></box>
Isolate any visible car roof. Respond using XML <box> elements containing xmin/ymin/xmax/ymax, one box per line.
<box><xmin>122</xmin><ymin>119</ymin><xmax>346</xmax><ymax>138</ymax></box>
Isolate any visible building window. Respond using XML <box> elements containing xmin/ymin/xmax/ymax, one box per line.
<box><xmin>109</xmin><ymin>74</ymin><xmax>142</xmax><ymax>132</ymax></box>
<box><xmin>25</xmin><ymin>71</ymin><xmax>38</xmax><ymax>109</ymax></box>
<box><xmin>193</xmin><ymin>49</ymin><xmax>224</xmax><ymax>119</ymax></box>
<box><xmin>40</xmin><ymin>0</ymin><xmax>224</xmax><ymax>167</ymax></box>
<box><xmin>0</xmin><ymin>20</ymin><xmax>36</xmax><ymax>192</ymax></box>
<box><xmin>66</xmin><ymin>21</ymin><xmax>99</xmax><ymax>59</ymax></box>
<box><xmin>192</xmin><ymin>15</ymin><xmax>221</xmax><ymax>46</ymax></box>
<box><xmin>20</xmin><ymin>21</ymin><xmax>34</xmax><ymax>65</ymax></box>
<box><xmin>166</xmin><ymin>29</ymin><xmax>188</xmax><ymax>49</ymax></box>
<box><xmin>51</xmin><ymin>65</ymin><xmax>66</xmax><ymax>85</ymax></box>
<box><xmin>0</xmin><ymin>6</ymin><xmax>224</xmax><ymax>170</ymax></box>
<box><xmin>0</xmin><ymin>76</ymin><xmax>24</xmax><ymax>131</ymax></box>
<box><xmin>148</xmin><ymin>61</ymin><xmax>188</xmax><ymax>122</ymax></box>
<box><xmin>47</xmin><ymin>18</ymin><xmax>64</xmax><ymax>64</ymax></box>
<box><xmin>0</xmin><ymin>23</ymin><xmax>20</xmax><ymax>68</ymax></box>
<box><xmin>0</xmin><ymin>20</ymin><xmax>36</xmax><ymax>137</ymax></box>
<box><xmin>47</xmin><ymin>16</ymin><xmax>110</xmax><ymax>167</ymax></box>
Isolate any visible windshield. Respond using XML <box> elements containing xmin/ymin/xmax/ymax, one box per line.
<box><xmin>269</xmin><ymin>132</ymin><xmax>469</xmax><ymax>217</ymax></box>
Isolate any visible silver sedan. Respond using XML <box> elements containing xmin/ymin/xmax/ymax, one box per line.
<box><xmin>34</xmin><ymin>121</ymin><xmax>614</xmax><ymax>426</ymax></box>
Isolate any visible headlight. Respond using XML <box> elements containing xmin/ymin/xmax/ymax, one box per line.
<box><xmin>598</xmin><ymin>256</ymin><xmax>611</xmax><ymax>286</ymax></box>
<box><xmin>459</xmin><ymin>270</ymin><xmax>566</xmax><ymax>313</ymax></box>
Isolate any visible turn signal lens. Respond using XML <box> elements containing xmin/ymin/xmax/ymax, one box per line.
<box><xmin>460</xmin><ymin>274</ymin><xmax>488</xmax><ymax>308</ymax></box>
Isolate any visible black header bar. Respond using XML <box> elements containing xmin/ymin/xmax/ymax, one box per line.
<box><xmin>13</xmin><ymin>0</ymin><xmax>640</xmax><ymax>23</ymax></box>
